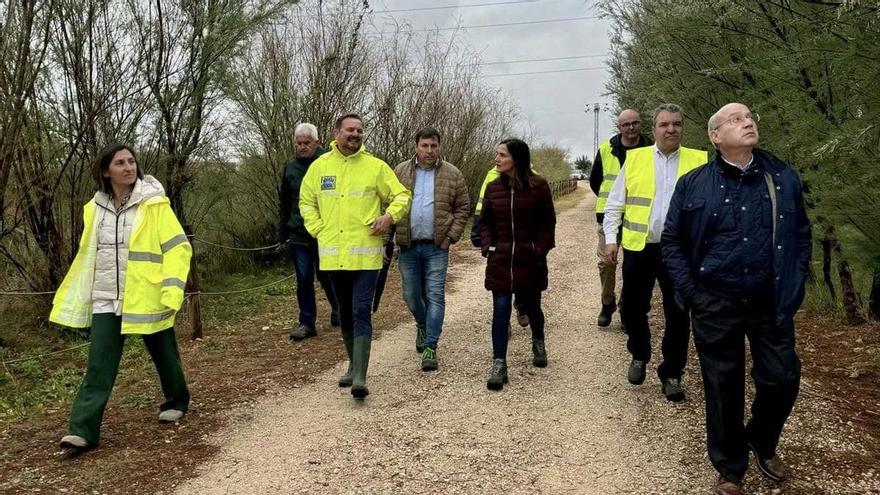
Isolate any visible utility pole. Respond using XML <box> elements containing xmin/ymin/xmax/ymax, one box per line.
<box><xmin>585</xmin><ymin>103</ymin><xmax>609</xmax><ymax>158</ymax></box>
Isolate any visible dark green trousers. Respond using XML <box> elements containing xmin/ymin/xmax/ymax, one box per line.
<box><xmin>68</xmin><ymin>313</ymin><xmax>190</xmax><ymax>445</ymax></box>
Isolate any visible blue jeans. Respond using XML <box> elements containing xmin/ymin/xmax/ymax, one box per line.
<box><xmin>491</xmin><ymin>290</ymin><xmax>545</xmax><ymax>359</ymax></box>
<box><xmin>329</xmin><ymin>270</ymin><xmax>379</xmax><ymax>338</ymax></box>
<box><xmin>291</xmin><ymin>241</ymin><xmax>338</xmax><ymax>327</ymax></box>
<box><xmin>398</xmin><ymin>243</ymin><xmax>449</xmax><ymax>349</ymax></box>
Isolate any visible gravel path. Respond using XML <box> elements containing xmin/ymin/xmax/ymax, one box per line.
<box><xmin>175</xmin><ymin>183</ymin><xmax>876</xmax><ymax>495</ymax></box>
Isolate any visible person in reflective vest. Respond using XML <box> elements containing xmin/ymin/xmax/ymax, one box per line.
<box><xmin>300</xmin><ymin>113</ymin><xmax>411</xmax><ymax>399</ymax></box>
<box><xmin>589</xmin><ymin>109</ymin><xmax>652</xmax><ymax>328</ymax></box>
<box><xmin>51</xmin><ymin>144</ymin><xmax>192</xmax><ymax>454</ymax></box>
<box><xmin>602</xmin><ymin>104</ymin><xmax>707</xmax><ymax>403</ymax></box>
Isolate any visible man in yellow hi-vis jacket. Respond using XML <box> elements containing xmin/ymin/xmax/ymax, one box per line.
<box><xmin>300</xmin><ymin>114</ymin><xmax>411</xmax><ymax>399</ymax></box>
<box><xmin>603</xmin><ymin>104</ymin><xmax>708</xmax><ymax>403</ymax></box>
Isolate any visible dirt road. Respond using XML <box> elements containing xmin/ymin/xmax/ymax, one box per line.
<box><xmin>176</xmin><ymin>184</ymin><xmax>877</xmax><ymax>495</ymax></box>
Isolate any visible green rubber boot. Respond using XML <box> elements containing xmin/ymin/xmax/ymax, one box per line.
<box><xmin>338</xmin><ymin>328</ymin><xmax>354</xmax><ymax>387</ymax></box>
<box><xmin>351</xmin><ymin>336</ymin><xmax>372</xmax><ymax>399</ymax></box>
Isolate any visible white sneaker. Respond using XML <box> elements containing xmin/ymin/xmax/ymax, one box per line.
<box><xmin>158</xmin><ymin>409</ymin><xmax>185</xmax><ymax>423</ymax></box>
<box><xmin>60</xmin><ymin>434</ymin><xmax>89</xmax><ymax>450</ymax></box>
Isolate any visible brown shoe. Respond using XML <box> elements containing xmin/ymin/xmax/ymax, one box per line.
<box><xmin>749</xmin><ymin>443</ymin><xmax>787</xmax><ymax>482</ymax></box>
<box><xmin>713</xmin><ymin>476</ymin><xmax>744</xmax><ymax>495</ymax></box>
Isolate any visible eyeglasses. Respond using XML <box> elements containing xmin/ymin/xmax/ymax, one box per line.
<box><xmin>712</xmin><ymin>112</ymin><xmax>760</xmax><ymax>130</ymax></box>
<box><xmin>619</xmin><ymin>120</ymin><xmax>641</xmax><ymax>129</ymax></box>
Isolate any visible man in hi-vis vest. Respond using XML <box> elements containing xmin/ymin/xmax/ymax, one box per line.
<box><xmin>602</xmin><ymin>103</ymin><xmax>708</xmax><ymax>402</ymax></box>
<box><xmin>589</xmin><ymin>109</ymin><xmax>652</xmax><ymax>328</ymax></box>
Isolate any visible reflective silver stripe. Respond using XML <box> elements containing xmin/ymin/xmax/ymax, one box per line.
<box><xmin>598</xmin><ymin>192</ymin><xmax>610</xmax><ymax>198</ymax></box>
<box><xmin>625</xmin><ymin>196</ymin><xmax>652</xmax><ymax>206</ymax></box>
<box><xmin>319</xmin><ymin>246</ymin><xmax>339</xmax><ymax>255</ymax></box>
<box><xmin>349</xmin><ymin>246</ymin><xmax>383</xmax><ymax>255</ymax></box>
<box><xmin>623</xmin><ymin>219</ymin><xmax>649</xmax><ymax>233</ymax></box>
<box><xmin>300</xmin><ymin>205</ymin><xmax>317</xmax><ymax>213</ymax></box>
<box><xmin>122</xmin><ymin>311</ymin><xmax>175</xmax><ymax>323</ymax></box>
<box><xmin>162</xmin><ymin>278</ymin><xmax>187</xmax><ymax>290</ymax></box>
<box><xmin>161</xmin><ymin>234</ymin><xmax>188</xmax><ymax>253</ymax></box>
<box><xmin>128</xmin><ymin>251</ymin><xmax>163</xmax><ymax>263</ymax></box>
<box><xmin>348</xmin><ymin>189</ymin><xmax>377</xmax><ymax>197</ymax></box>
<box><xmin>320</xmin><ymin>190</ymin><xmax>340</xmax><ymax>197</ymax></box>
<box><xmin>603</xmin><ymin>174</ymin><xmax>617</xmax><ymax>181</ymax></box>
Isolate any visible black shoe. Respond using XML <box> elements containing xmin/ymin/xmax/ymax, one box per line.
<box><xmin>330</xmin><ymin>310</ymin><xmax>340</xmax><ymax>327</ymax></box>
<box><xmin>421</xmin><ymin>347</ymin><xmax>438</xmax><ymax>371</ymax></box>
<box><xmin>748</xmin><ymin>442</ymin><xmax>788</xmax><ymax>482</ymax></box>
<box><xmin>661</xmin><ymin>377</ymin><xmax>685</xmax><ymax>402</ymax></box>
<box><xmin>288</xmin><ymin>324</ymin><xmax>317</xmax><ymax>341</ymax></box>
<box><xmin>627</xmin><ymin>359</ymin><xmax>646</xmax><ymax>385</ymax></box>
<box><xmin>532</xmin><ymin>339</ymin><xmax>548</xmax><ymax>368</ymax></box>
<box><xmin>516</xmin><ymin>310</ymin><xmax>530</xmax><ymax>328</ymax></box>
<box><xmin>597</xmin><ymin>299</ymin><xmax>617</xmax><ymax>327</ymax></box>
<box><xmin>486</xmin><ymin>359</ymin><xmax>508</xmax><ymax>390</ymax></box>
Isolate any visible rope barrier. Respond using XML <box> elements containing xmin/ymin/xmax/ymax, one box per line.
<box><xmin>191</xmin><ymin>237</ymin><xmax>281</xmax><ymax>252</ymax></box>
<box><xmin>0</xmin><ymin>290</ymin><xmax>55</xmax><ymax>296</ymax></box>
<box><xmin>185</xmin><ymin>273</ymin><xmax>296</xmax><ymax>296</ymax></box>
<box><xmin>1</xmin><ymin>343</ymin><xmax>90</xmax><ymax>366</ymax></box>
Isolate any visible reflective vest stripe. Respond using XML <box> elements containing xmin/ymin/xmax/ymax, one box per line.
<box><xmin>319</xmin><ymin>246</ymin><xmax>340</xmax><ymax>255</ymax></box>
<box><xmin>625</xmin><ymin>196</ymin><xmax>652</xmax><ymax>206</ymax></box>
<box><xmin>623</xmin><ymin>219</ymin><xmax>649</xmax><ymax>233</ymax></box>
<box><xmin>129</xmin><ymin>251</ymin><xmax>162</xmax><ymax>263</ymax></box>
<box><xmin>596</xmin><ymin>141</ymin><xmax>624</xmax><ymax>214</ymax></box>
<box><xmin>162</xmin><ymin>278</ymin><xmax>187</xmax><ymax>290</ymax></box>
<box><xmin>161</xmin><ymin>234</ymin><xmax>188</xmax><ymax>253</ymax></box>
<box><xmin>603</xmin><ymin>174</ymin><xmax>618</xmax><ymax>181</ymax></box>
<box><xmin>122</xmin><ymin>310</ymin><xmax>175</xmax><ymax>323</ymax></box>
<box><xmin>349</xmin><ymin>247</ymin><xmax>383</xmax><ymax>255</ymax></box>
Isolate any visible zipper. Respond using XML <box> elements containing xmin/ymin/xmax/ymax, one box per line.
<box><xmin>509</xmin><ymin>186</ymin><xmax>515</xmax><ymax>291</ymax></box>
<box><xmin>115</xmin><ymin>209</ymin><xmax>121</xmax><ymax>300</ymax></box>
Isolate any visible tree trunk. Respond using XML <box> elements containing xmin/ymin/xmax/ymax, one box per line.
<box><xmin>822</xmin><ymin>230</ymin><xmax>836</xmax><ymax>301</ymax></box>
<box><xmin>869</xmin><ymin>270</ymin><xmax>880</xmax><ymax>321</ymax></box>
<box><xmin>832</xmin><ymin>240</ymin><xmax>865</xmax><ymax>325</ymax></box>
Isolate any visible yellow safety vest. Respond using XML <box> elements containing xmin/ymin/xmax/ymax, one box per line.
<box><xmin>300</xmin><ymin>141</ymin><xmax>412</xmax><ymax>271</ymax></box>
<box><xmin>50</xmin><ymin>197</ymin><xmax>192</xmax><ymax>334</ymax></box>
<box><xmin>595</xmin><ymin>140</ymin><xmax>623</xmax><ymax>214</ymax></box>
<box><xmin>621</xmin><ymin>146</ymin><xmax>708</xmax><ymax>251</ymax></box>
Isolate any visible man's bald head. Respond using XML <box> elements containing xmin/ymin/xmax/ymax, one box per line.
<box><xmin>617</xmin><ymin>109</ymin><xmax>642</xmax><ymax>143</ymax></box>
<box><xmin>708</xmin><ymin>102</ymin><xmax>760</xmax><ymax>156</ymax></box>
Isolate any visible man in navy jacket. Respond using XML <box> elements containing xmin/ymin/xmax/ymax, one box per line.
<box><xmin>661</xmin><ymin>103</ymin><xmax>811</xmax><ymax>495</ymax></box>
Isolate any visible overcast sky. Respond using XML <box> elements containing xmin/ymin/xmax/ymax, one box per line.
<box><xmin>365</xmin><ymin>0</ymin><xmax>618</xmax><ymax>162</ymax></box>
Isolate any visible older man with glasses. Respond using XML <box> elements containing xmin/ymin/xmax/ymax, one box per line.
<box><xmin>589</xmin><ymin>109</ymin><xmax>652</xmax><ymax>329</ymax></box>
<box><xmin>662</xmin><ymin>103</ymin><xmax>811</xmax><ymax>495</ymax></box>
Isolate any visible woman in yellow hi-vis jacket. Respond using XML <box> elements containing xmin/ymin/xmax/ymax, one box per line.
<box><xmin>51</xmin><ymin>144</ymin><xmax>192</xmax><ymax>453</ymax></box>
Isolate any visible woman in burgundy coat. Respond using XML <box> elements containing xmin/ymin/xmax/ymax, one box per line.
<box><xmin>479</xmin><ymin>138</ymin><xmax>556</xmax><ymax>390</ymax></box>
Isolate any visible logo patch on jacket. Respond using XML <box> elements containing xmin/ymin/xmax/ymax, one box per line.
<box><xmin>321</xmin><ymin>176</ymin><xmax>336</xmax><ymax>191</ymax></box>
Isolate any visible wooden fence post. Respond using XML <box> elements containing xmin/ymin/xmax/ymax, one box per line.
<box><xmin>184</xmin><ymin>225</ymin><xmax>203</xmax><ymax>340</ymax></box>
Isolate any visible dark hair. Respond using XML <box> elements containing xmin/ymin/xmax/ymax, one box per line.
<box><xmin>334</xmin><ymin>113</ymin><xmax>363</xmax><ymax>129</ymax></box>
<box><xmin>94</xmin><ymin>143</ymin><xmax>143</xmax><ymax>194</ymax></box>
<box><xmin>499</xmin><ymin>138</ymin><xmax>532</xmax><ymax>189</ymax></box>
<box><xmin>414</xmin><ymin>127</ymin><xmax>441</xmax><ymax>144</ymax></box>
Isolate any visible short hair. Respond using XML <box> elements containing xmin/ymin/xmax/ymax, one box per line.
<box><xmin>294</xmin><ymin>122</ymin><xmax>319</xmax><ymax>140</ymax></box>
<box><xmin>652</xmin><ymin>103</ymin><xmax>683</xmax><ymax>126</ymax></box>
<box><xmin>94</xmin><ymin>143</ymin><xmax>144</xmax><ymax>194</ymax></box>
<box><xmin>334</xmin><ymin>113</ymin><xmax>362</xmax><ymax>129</ymax></box>
<box><xmin>414</xmin><ymin>127</ymin><xmax>441</xmax><ymax>144</ymax></box>
<box><xmin>707</xmin><ymin>110</ymin><xmax>723</xmax><ymax>133</ymax></box>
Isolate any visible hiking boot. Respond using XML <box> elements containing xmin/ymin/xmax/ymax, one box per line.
<box><xmin>351</xmin><ymin>336</ymin><xmax>372</xmax><ymax>399</ymax></box>
<box><xmin>158</xmin><ymin>409</ymin><xmax>185</xmax><ymax>423</ymax></box>
<box><xmin>516</xmin><ymin>309</ymin><xmax>530</xmax><ymax>328</ymax></box>
<box><xmin>330</xmin><ymin>310</ymin><xmax>340</xmax><ymax>327</ymax></box>
<box><xmin>421</xmin><ymin>347</ymin><xmax>438</xmax><ymax>371</ymax></box>
<box><xmin>532</xmin><ymin>339</ymin><xmax>548</xmax><ymax>368</ymax></box>
<box><xmin>627</xmin><ymin>359</ymin><xmax>646</xmax><ymax>385</ymax></box>
<box><xmin>748</xmin><ymin>443</ymin><xmax>788</xmax><ymax>482</ymax></box>
<box><xmin>59</xmin><ymin>434</ymin><xmax>91</xmax><ymax>454</ymax></box>
<box><xmin>661</xmin><ymin>378</ymin><xmax>686</xmax><ymax>402</ymax></box>
<box><xmin>486</xmin><ymin>358</ymin><xmax>508</xmax><ymax>391</ymax></box>
<box><xmin>415</xmin><ymin>324</ymin><xmax>427</xmax><ymax>354</ymax></box>
<box><xmin>712</xmin><ymin>476</ymin><xmax>744</xmax><ymax>495</ymax></box>
<box><xmin>288</xmin><ymin>323</ymin><xmax>317</xmax><ymax>341</ymax></box>
<box><xmin>338</xmin><ymin>328</ymin><xmax>354</xmax><ymax>387</ymax></box>
<box><xmin>597</xmin><ymin>298</ymin><xmax>617</xmax><ymax>327</ymax></box>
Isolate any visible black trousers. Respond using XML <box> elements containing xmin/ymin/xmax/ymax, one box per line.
<box><xmin>621</xmin><ymin>243</ymin><xmax>690</xmax><ymax>380</ymax></box>
<box><xmin>691</xmin><ymin>290</ymin><xmax>800</xmax><ymax>483</ymax></box>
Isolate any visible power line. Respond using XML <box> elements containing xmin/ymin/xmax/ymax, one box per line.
<box><xmin>371</xmin><ymin>0</ymin><xmax>539</xmax><ymax>13</ymax></box>
<box><xmin>476</xmin><ymin>54</ymin><xmax>606</xmax><ymax>66</ymax></box>
<box><xmin>483</xmin><ymin>66</ymin><xmax>606</xmax><ymax>77</ymax></box>
<box><xmin>375</xmin><ymin>15</ymin><xmax>600</xmax><ymax>34</ymax></box>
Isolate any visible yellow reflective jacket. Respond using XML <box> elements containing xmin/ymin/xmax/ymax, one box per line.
<box><xmin>621</xmin><ymin>146</ymin><xmax>708</xmax><ymax>251</ymax></box>
<box><xmin>300</xmin><ymin>141</ymin><xmax>411</xmax><ymax>271</ymax></box>
<box><xmin>595</xmin><ymin>140</ymin><xmax>621</xmax><ymax>214</ymax></box>
<box><xmin>50</xmin><ymin>192</ymin><xmax>192</xmax><ymax>335</ymax></box>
